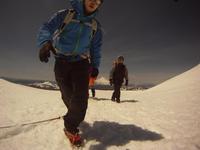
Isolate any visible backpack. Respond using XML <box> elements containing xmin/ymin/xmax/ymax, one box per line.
<box><xmin>53</xmin><ymin>9</ymin><xmax>98</xmax><ymax>40</ymax></box>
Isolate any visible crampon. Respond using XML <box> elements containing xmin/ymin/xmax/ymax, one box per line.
<box><xmin>63</xmin><ymin>128</ymin><xmax>83</xmax><ymax>148</ymax></box>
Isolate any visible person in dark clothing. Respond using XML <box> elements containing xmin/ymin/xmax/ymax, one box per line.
<box><xmin>89</xmin><ymin>66</ymin><xmax>97</xmax><ymax>97</ymax></box>
<box><xmin>37</xmin><ymin>0</ymin><xmax>103</xmax><ymax>146</ymax></box>
<box><xmin>109</xmin><ymin>56</ymin><xmax>128</xmax><ymax>103</ymax></box>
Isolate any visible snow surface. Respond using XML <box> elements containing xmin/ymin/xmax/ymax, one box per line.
<box><xmin>29</xmin><ymin>81</ymin><xmax>59</xmax><ymax>90</ymax></box>
<box><xmin>0</xmin><ymin>64</ymin><xmax>200</xmax><ymax>150</ymax></box>
<box><xmin>95</xmin><ymin>77</ymin><xmax>109</xmax><ymax>85</ymax></box>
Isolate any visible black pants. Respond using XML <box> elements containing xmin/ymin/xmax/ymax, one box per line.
<box><xmin>54</xmin><ymin>58</ymin><xmax>89</xmax><ymax>133</ymax></box>
<box><xmin>90</xmin><ymin>88</ymin><xmax>95</xmax><ymax>97</ymax></box>
<box><xmin>111</xmin><ymin>83</ymin><xmax>122</xmax><ymax>102</ymax></box>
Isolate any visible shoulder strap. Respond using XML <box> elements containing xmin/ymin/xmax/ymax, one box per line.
<box><xmin>83</xmin><ymin>19</ymin><xmax>97</xmax><ymax>40</ymax></box>
<box><xmin>53</xmin><ymin>9</ymin><xmax>75</xmax><ymax>40</ymax></box>
<box><xmin>91</xmin><ymin>19</ymin><xmax>97</xmax><ymax>37</ymax></box>
<box><xmin>54</xmin><ymin>9</ymin><xmax>98</xmax><ymax>40</ymax></box>
<box><xmin>61</xmin><ymin>9</ymin><xmax>98</xmax><ymax>36</ymax></box>
<box><xmin>61</xmin><ymin>9</ymin><xmax>75</xmax><ymax>30</ymax></box>
<box><xmin>73</xmin><ymin>18</ymin><xmax>97</xmax><ymax>38</ymax></box>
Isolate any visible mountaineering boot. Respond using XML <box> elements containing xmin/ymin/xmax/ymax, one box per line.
<box><xmin>111</xmin><ymin>95</ymin><xmax>115</xmax><ymax>101</ymax></box>
<box><xmin>116</xmin><ymin>99</ymin><xmax>120</xmax><ymax>103</ymax></box>
<box><xmin>91</xmin><ymin>89</ymin><xmax>95</xmax><ymax>97</ymax></box>
<box><xmin>63</xmin><ymin>128</ymin><xmax>83</xmax><ymax>147</ymax></box>
<box><xmin>111</xmin><ymin>98</ymin><xmax>115</xmax><ymax>102</ymax></box>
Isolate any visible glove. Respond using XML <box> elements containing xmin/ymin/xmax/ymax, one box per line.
<box><xmin>90</xmin><ymin>68</ymin><xmax>99</xmax><ymax>78</ymax></box>
<box><xmin>109</xmin><ymin>79</ymin><xmax>113</xmax><ymax>86</ymax></box>
<box><xmin>39</xmin><ymin>41</ymin><xmax>56</xmax><ymax>63</ymax></box>
<box><xmin>125</xmin><ymin>79</ymin><xmax>128</xmax><ymax>86</ymax></box>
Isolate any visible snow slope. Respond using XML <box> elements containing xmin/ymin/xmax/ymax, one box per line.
<box><xmin>29</xmin><ymin>81</ymin><xmax>59</xmax><ymax>90</ymax></box>
<box><xmin>95</xmin><ymin>77</ymin><xmax>109</xmax><ymax>85</ymax></box>
<box><xmin>0</xmin><ymin>64</ymin><xmax>200</xmax><ymax>150</ymax></box>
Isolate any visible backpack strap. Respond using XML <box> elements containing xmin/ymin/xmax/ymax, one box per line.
<box><xmin>70</xmin><ymin>18</ymin><xmax>97</xmax><ymax>39</ymax></box>
<box><xmin>54</xmin><ymin>9</ymin><xmax>98</xmax><ymax>40</ymax></box>
<box><xmin>89</xmin><ymin>19</ymin><xmax>98</xmax><ymax>39</ymax></box>
<box><xmin>91</xmin><ymin>19</ymin><xmax>97</xmax><ymax>36</ymax></box>
<box><xmin>53</xmin><ymin>9</ymin><xmax>75</xmax><ymax>40</ymax></box>
<box><xmin>61</xmin><ymin>9</ymin><xmax>76</xmax><ymax>30</ymax></box>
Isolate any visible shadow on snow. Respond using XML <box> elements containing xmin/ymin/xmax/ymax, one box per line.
<box><xmin>80</xmin><ymin>121</ymin><xmax>164</xmax><ymax>150</ymax></box>
<box><xmin>90</xmin><ymin>97</ymin><xmax>139</xmax><ymax>103</ymax></box>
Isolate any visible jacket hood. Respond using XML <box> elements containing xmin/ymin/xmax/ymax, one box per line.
<box><xmin>70</xmin><ymin>0</ymin><xmax>98</xmax><ymax>21</ymax></box>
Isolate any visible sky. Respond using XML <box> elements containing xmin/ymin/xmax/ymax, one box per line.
<box><xmin>0</xmin><ymin>0</ymin><xmax>200</xmax><ymax>85</ymax></box>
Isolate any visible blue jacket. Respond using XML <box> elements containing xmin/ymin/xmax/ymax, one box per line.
<box><xmin>37</xmin><ymin>0</ymin><xmax>103</xmax><ymax>68</ymax></box>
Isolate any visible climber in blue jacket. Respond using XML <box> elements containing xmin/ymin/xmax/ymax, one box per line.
<box><xmin>37</xmin><ymin>0</ymin><xmax>103</xmax><ymax>146</ymax></box>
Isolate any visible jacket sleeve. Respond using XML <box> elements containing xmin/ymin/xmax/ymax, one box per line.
<box><xmin>89</xmin><ymin>24</ymin><xmax>103</xmax><ymax>69</ymax></box>
<box><xmin>109</xmin><ymin>67</ymin><xmax>115</xmax><ymax>80</ymax></box>
<box><xmin>124</xmin><ymin>66</ymin><xmax>129</xmax><ymax>80</ymax></box>
<box><xmin>37</xmin><ymin>10</ymin><xmax>67</xmax><ymax>48</ymax></box>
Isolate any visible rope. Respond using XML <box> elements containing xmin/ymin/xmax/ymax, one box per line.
<box><xmin>0</xmin><ymin>116</ymin><xmax>64</xmax><ymax>129</ymax></box>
